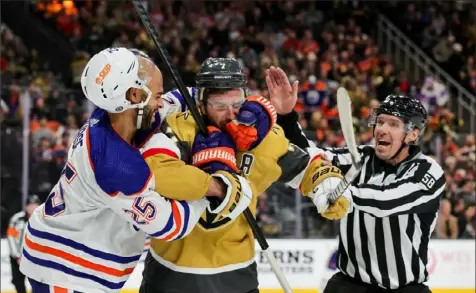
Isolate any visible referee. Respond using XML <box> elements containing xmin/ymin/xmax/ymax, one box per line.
<box><xmin>275</xmin><ymin>94</ymin><xmax>445</xmax><ymax>293</ymax></box>
<box><xmin>7</xmin><ymin>195</ymin><xmax>41</xmax><ymax>293</ymax></box>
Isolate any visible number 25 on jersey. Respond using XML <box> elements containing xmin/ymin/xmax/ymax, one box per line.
<box><xmin>43</xmin><ymin>163</ymin><xmax>77</xmax><ymax>217</ymax></box>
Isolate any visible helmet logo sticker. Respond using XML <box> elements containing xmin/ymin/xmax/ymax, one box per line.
<box><xmin>96</xmin><ymin>64</ymin><xmax>111</xmax><ymax>84</ymax></box>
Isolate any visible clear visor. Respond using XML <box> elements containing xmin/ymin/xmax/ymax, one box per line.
<box><xmin>136</xmin><ymin>56</ymin><xmax>155</xmax><ymax>85</ymax></box>
<box><xmin>207</xmin><ymin>98</ymin><xmax>245</xmax><ymax>110</ymax></box>
<box><xmin>128</xmin><ymin>56</ymin><xmax>155</xmax><ymax>111</ymax></box>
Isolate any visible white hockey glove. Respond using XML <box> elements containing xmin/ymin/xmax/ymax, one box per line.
<box><xmin>301</xmin><ymin>166</ymin><xmax>353</xmax><ymax>220</ymax></box>
<box><xmin>209</xmin><ymin>171</ymin><xmax>252</xmax><ymax>222</ymax></box>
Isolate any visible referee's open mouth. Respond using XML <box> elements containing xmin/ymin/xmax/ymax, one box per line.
<box><xmin>376</xmin><ymin>140</ymin><xmax>391</xmax><ymax>152</ymax></box>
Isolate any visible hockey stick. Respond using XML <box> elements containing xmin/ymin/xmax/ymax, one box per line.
<box><xmin>131</xmin><ymin>0</ymin><xmax>207</xmax><ymax>134</ymax></box>
<box><xmin>328</xmin><ymin>87</ymin><xmax>362</xmax><ymax>204</ymax></box>
<box><xmin>132</xmin><ymin>2</ymin><xmax>293</xmax><ymax>292</ymax></box>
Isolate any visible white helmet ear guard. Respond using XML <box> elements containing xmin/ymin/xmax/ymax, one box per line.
<box><xmin>81</xmin><ymin>47</ymin><xmax>152</xmax><ymax>115</ymax></box>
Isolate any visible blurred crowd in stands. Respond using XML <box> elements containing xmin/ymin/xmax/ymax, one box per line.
<box><xmin>380</xmin><ymin>1</ymin><xmax>476</xmax><ymax>93</ymax></box>
<box><xmin>1</xmin><ymin>0</ymin><xmax>474</xmax><ymax>239</ymax></box>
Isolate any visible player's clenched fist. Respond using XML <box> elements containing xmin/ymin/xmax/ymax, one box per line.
<box><xmin>192</xmin><ymin>126</ymin><xmax>252</xmax><ymax>221</ymax></box>
<box><xmin>225</xmin><ymin>96</ymin><xmax>277</xmax><ymax>151</ymax></box>
<box><xmin>300</xmin><ymin>166</ymin><xmax>352</xmax><ymax>220</ymax></box>
<box><xmin>209</xmin><ymin>170</ymin><xmax>252</xmax><ymax>221</ymax></box>
<box><xmin>192</xmin><ymin>126</ymin><xmax>239</xmax><ymax>174</ymax></box>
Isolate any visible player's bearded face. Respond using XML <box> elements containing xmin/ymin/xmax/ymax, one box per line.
<box><xmin>138</xmin><ymin>104</ymin><xmax>156</xmax><ymax>130</ymax></box>
<box><xmin>133</xmin><ymin>89</ymin><xmax>162</xmax><ymax>130</ymax></box>
<box><xmin>373</xmin><ymin>114</ymin><xmax>406</xmax><ymax>160</ymax></box>
<box><xmin>135</xmin><ymin>56</ymin><xmax>164</xmax><ymax>129</ymax></box>
<box><xmin>204</xmin><ymin>90</ymin><xmax>243</xmax><ymax>130</ymax></box>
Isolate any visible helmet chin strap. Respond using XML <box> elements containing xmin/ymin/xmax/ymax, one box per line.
<box><xmin>133</xmin><ymin>85</ymin><xmax>152</xmax><ymax>129</ymax></box>
<box><xmin>389</xmin><ymin>134</ymin><xmax>407</xmax><ymax>161</ymax></box>
<box><xmin>136</xmin><ymin>105</ymin><xmax>144</xmax><ymax>129</ymax></box>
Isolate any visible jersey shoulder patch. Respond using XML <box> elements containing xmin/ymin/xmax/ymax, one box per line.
<box><xmin>416</xmin><ymin>156</ymin><xmax>445</xmax><ymax>190</ymax></box>
<box><xmin>88</xmin><ymin>113</ymin><xmax>153</xmax><ymax>197</ymax></box>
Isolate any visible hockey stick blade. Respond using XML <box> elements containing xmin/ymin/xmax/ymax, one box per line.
<box><xmin>328</xmin><ymin>87</ymin><xmax>362</xmax><ymax>204</ymax></box>
<box><xmin>131</xmin><ymin>0</ymin><xmax>208</xmax><ymax>134</ymax></box>
<box><xmin>131</xmin><ymin>2</ymin><xmax>292</xmax><ymax>291</ymax></box>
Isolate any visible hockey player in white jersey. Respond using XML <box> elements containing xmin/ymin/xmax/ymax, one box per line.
<box><xmin>20</xmin><ymin>47</ymin><xmax>253</xmax><ymax>293</ymax></box>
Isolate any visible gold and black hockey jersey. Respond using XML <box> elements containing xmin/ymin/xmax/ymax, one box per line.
<box><xmin>143</xmin><ymin>112</ymin><xmax>311</xmax><ymax>293</ymax></box>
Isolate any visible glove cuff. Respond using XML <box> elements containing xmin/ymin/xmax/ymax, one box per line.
<box><xmin>208</xmin><ymin>173</ymin><xmax>233</xmax><ymax>214</ymax></box>
<box><xmin>192</xmin><ymin>147</ymin><xmax>239</xmax><ymax>172</ymax></box>
<box><xmin>342</xmin><ymin>187</ymin><xmax>354</xmax><ymax>213</ymax></box>
<box><xmin>300</xmin><ymin>165</ymin><xmax>344</xmax><ymax>196</ymax></box>
<box><xmin>246</xmin><ymin>95</ymin><xmax>277</xmax><ymax>126</ymax></box>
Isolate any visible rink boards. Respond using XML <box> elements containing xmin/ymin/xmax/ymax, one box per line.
<box><xmin>1</xmin><ymin>239</ymin><xmax>474</xmax><ymax>292</ymax></box>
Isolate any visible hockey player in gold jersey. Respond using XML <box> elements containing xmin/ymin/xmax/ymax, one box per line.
<box><xmin>139</xmin><ymin>58</ymin><xmax>351</xmax><ymax>293</ymax></box>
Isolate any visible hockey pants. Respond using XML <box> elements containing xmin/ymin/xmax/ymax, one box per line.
<box><xmin>324</xmin><ymin>272</ymin><xmax>432</xmax><ymax>293</ymax></box>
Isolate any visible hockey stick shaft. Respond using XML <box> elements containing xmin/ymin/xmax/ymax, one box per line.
<box><xmin>328</xmin><ymin>164</ymin><xmax>360</xmax><ymax>203</ymax></box>
<box><xmin>132</xmin><ymin>0</ymin><xmax>208</xmax><ymax>134</ymax></box>
<box><xmin>132</xmin><ymin>2</ymin><xmax>292</xmax><ymax>291</ymax></box>
<box><xmin>328</xmin><ymin>87</ymin><xmax>362</xmax><ymax>204</ymax></box>
<box><xmin>263</xmin><ymin>250</ymin><xmax>294</xmax><ymax>293</ymax></box>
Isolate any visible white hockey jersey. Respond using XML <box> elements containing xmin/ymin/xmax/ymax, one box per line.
<box><xmin>159</xmin><ymin>87</ymin><xmax>196</xmax><ymax>124</ymax></box>
<box><xmin>20</xmin><ymin>108</ymin><xmax>209</xmax><ymax>293</ymax></box>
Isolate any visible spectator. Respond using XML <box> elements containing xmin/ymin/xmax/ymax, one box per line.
<box><xmin>453</xmin><ymin>199</ymin><xmax>468</xmax><ymax>237</ymax></box>
<box><xmin>379</xmin><ymin>1</ymin><xmax>476</xmax><ymax>92</ymax></box>
<box><xmin>435</xmin><ymin>199</ymin><xmax>459</xmax><ymax>239</ymax></box>
<box><xmin>460</xmin><ymin>206</ymin><xmax>476</xmax><ymax>239</ymax></box>
<box><xmin>432</xmin><ymin>35</ymin><xmax>456</xmax><ymax>63</ymax></box>
<box><xmin>419</xmin><ymin>77</ymin><xmax>450</xmax><ymax>114</ymax></box>
<box><xmin>70</xmin><ymin>51</ymin><xmax>90</xmax><ymax>89</ymax></box>
<box><xmin>257</xmin><ymin>192</ymin><xmax>279</xmax><ymax>236</ymax></box>
<box><xmin>31</xmin><ymin>117</ymin><xmax>55</xmax><ymax>148</ymax></box>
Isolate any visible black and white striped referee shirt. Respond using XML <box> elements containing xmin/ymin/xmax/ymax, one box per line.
<box><xmin>7</xmin><ymin>210</ymin><xmax>28</xmax><ymax>259</ymax></box>
<box><xmin>277</xmin><ymin>112</ymin><xmax>446</xmax><ymax>290</ymax></box>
